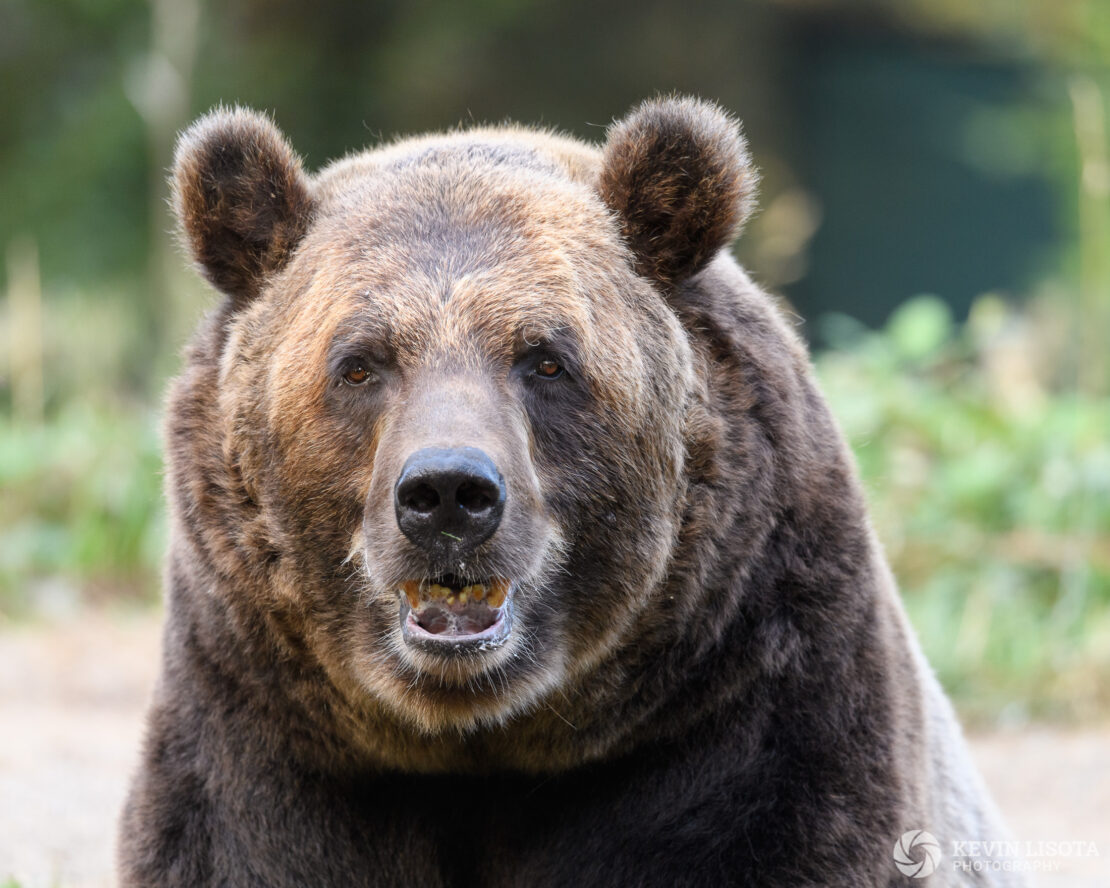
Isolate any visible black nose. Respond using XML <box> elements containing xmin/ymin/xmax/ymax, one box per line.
<box><xmin>394</xmin><ymin>447</ymin><xmax>506</xmax><ymax>556</ymax></box>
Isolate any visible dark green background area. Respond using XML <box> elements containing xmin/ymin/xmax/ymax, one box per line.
<box><xmin>789</xmin><ymin>24</ymin><xmax>1060</xmax><ymax>326</ymax></box>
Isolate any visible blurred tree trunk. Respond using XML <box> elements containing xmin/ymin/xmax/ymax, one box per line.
<box><xmin>1069</xmin><ymin>74</ymin><xmax>1110</xmax><ymax>396</ymax></box>
<box><xmin>127</xmin><ymin>0</ymin><xmax>200</xmax><ymax>387</ymax></box>
<box><xmin>7</xmin><ymin>237</ymin><xmax>43</xmax><ymax>424</ymax></box>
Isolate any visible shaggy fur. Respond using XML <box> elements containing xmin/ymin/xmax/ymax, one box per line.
<box><xmin>119</xmin><ymin>97</ymin><xmax>1023</xmax><ymax>887</ymax></box>
<box><xmin>172</xmin><ymin>107</ymin><xmax>315</xmax><ymax>307</ymax></box>
<box><xmin>598</xmin><ymin>96</ymin><xmax>757</xmax><ymax>286</ymax></box>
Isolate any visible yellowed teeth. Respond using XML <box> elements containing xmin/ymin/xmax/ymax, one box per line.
<box><xmin>486</xmin><ymin>578</ymin><xmax>510</xmax><ymax>608</ymax></box>
<box><xmin>398</xmin><ymin>579</ymin><xmax>510</xmax><ymax>608</ymax></box>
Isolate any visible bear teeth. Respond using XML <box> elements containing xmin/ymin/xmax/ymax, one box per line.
<box><xmin>398</xmin><ymin>578</ymin><xmax>509</xmax><ymax>609</ymax></box>
<box><xmin>485</xmin><ymin>579</ymin><xmax>509</xmax><ymax>608</ymax></box>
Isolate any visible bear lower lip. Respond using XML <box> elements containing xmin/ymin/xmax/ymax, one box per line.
<box><xmin>398</xmin><ymin>576</ymin><xmax>513</xmax><ymax>650</ymax></box>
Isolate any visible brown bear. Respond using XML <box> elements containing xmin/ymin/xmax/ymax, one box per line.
<box><xmin>119</xmin><ymin>97</ymin><xmax>1023</xmax><ymax>886</ymax></box>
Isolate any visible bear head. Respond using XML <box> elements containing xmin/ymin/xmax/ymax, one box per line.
<box><xmin>170</xmin><ymin>97</ymin><xmax>759</xmax><ymax>739</ymax></box>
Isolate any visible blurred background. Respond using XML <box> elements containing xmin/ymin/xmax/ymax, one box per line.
<box><xmin>1</xmin><ymin>0</ymin><xmax>1108</xmax><ymax>885</ymax></box>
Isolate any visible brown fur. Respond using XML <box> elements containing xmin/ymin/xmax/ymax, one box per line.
<box><xmin>173</xmin><ymin>107</ymin><xmax>315</xmax><ymax>307</ymax></box>
<box><xmin>598</xmin><ymin>95</ymin><xmax>758</xmax><ymax>287</ymax></box>
<box><xmin>120</xmin><ymin>98</ymin><xmax>1021</xmax><ymax>887</ymax></box>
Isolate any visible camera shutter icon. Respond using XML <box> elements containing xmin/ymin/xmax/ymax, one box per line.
<box><xmin>893</xmin><ymin>829</ymin><xmax>942</xmax><ymax>879</ymax></box>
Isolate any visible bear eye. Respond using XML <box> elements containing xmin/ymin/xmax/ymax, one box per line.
<box><xmin>534</xmin><ymin>358</ymin><xmax>564</xmax><ymax>379</ymax></box>
<box><xmin>341</xmin><ymin>361</ymin><xmax>372</xmax><ymax>386</ymax></box>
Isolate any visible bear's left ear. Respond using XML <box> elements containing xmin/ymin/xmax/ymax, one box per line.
<box><xmin>172</xmin><ymin>107</ymin><xmax>315</xmax><ymax>310</ymax></box>
<box><xmin>598</xmin><ymin>96</ymin><xmax>757</xmax><ymax>288</ymax></box>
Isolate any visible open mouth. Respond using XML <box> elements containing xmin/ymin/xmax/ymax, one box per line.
<box><xmin>398</xmin><ymin>575</ymin><xmax>513</xmax><ymax>651</ymax></box>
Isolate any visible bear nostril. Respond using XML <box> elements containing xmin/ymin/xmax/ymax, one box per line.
<box><xmin>404</xmin><ymin>483</ymin><xmax>440</xmax><ymax>514</ymax></box>
<box><xmin>456</xmin><ymin>480</ymin><xmax>494</xmax><ymax>514</ymax></box>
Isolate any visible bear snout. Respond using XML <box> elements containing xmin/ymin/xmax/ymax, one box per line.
<box><xmin>394</xmin><ymin>445</ymin><xmax>506</xmax><ymax>558</ymax></box>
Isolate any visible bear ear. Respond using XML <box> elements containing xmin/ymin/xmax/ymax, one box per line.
<box><xmin>172</xmin><ymin>107</ymin><xmax>315</xmax><ymax>308</ymax></box>
<box><xmin>598</xmin><ymin>96</ymin><xmax>757</xmax><ymax>288</ymax></box>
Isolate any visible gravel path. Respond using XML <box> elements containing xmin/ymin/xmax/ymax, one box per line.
<box><xmin>2</xmin><ymin>612</ymin><xmax>1107</xmax><ymax>887</ymax></box>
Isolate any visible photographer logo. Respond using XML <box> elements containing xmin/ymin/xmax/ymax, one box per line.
<box><xmin>894</xmin><ymin>830</ymin><xmax>942</xmax><ymax>879</ymax></box>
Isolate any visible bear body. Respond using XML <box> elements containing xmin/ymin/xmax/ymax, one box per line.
<box><xmin>119</xmin><ymin>98</ymin><xmax>1022</xmax><ymax>886</ymax></box>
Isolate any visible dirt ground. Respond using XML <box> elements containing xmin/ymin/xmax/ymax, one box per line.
<box><xmin>2</xmin><ymin>611</ymin><xmax>1107</xmax><ymax>887</ymax></box>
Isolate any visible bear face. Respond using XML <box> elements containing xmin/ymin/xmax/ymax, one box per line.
<box><xmin>170</xmin><ymin>99</ymin><xmax>758</xmax><ymax>738</ymax></box>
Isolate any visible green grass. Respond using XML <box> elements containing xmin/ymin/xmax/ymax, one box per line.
<box><xmin>0</xmin><ymin>402</ymin><xmax>165</xmax><ymax>616</ymax></box>
<box><xmin>815</xmin><ymin>295</ymin><xmax>1110</xmax><ymax>726</ymax></box>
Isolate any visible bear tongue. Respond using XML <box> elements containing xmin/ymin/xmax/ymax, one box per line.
<box><xmin>411</xmin><ymin>600</ymin><xmax>501</xmax><ymax>636</ymax></box>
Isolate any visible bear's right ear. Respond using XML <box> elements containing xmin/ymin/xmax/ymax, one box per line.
<box><xmin>598</xmin><ymin>96</ymin><xmax>757</xmax><ymax>289</ymax></box>
<box><xmin>172</xmin><ymin>107</ymin><xmax>315</xmax><ymax>309</ymax></box>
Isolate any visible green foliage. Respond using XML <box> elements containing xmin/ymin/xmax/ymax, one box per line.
<box><xmin>817</xmin><ymin>295</ymin><xmax>1110</xmax><ymax>725</ymax></box>
<box><xmin>0</xmin><ymin>402</ymin><xmax>164</xmax><ymax>616</ymax></box>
